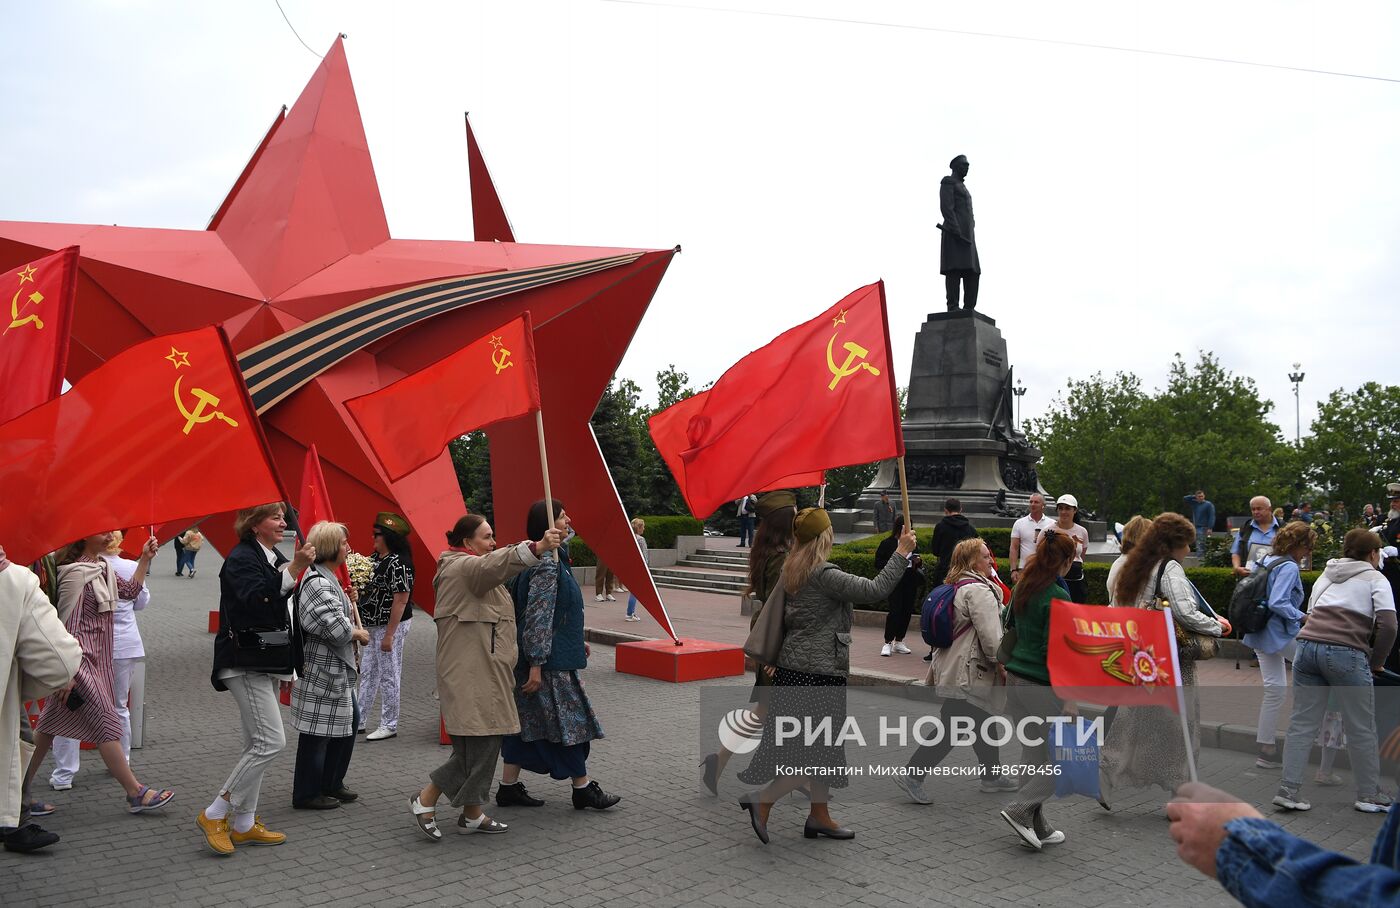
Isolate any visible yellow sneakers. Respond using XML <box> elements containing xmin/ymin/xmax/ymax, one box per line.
<box><xmin>230</xmin><ymin>816</ymin><xmax>287</xmax><ymax>847</ymax></box>
<box><xmin>196</xmin><ymin>810</ymin><xmax>234</xmax><ymax>856</ymax></box>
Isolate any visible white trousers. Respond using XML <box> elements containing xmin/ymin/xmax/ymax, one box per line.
<box><xmin>1255</xmin><ymin>649</ymin><xmax>1290</xmax><ymax>745</ymax></box>
<box><xmin>50</xmin><ymin>657</ymin><xmax>137</xmax><ymax>786</ymax></box>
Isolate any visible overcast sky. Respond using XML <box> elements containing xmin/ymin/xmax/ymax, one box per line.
<box><xmin>4</xmin><ymin>1</ymin><xmax>1397</xmax><ymax>437</ymax></box>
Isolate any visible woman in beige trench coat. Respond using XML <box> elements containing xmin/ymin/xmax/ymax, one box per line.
<box><xmin>409</xmin><ymin>514</ymin><xmax>562</xmax><ymax>840</ymax></box>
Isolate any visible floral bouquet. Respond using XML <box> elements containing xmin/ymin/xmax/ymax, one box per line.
<box><xmin>345</xmin><ymin>551</ymin><xmax>374</xmax><ymax>596</ymax></box>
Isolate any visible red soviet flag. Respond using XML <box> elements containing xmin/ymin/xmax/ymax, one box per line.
<box><xmin>648</xmin><ymin>392</ymin><xmax>824</xmax><ymax>511</ymax></box>
<box><xmin>0</xmin><ymin>326</ymin><xmax>284</xmax><ymax>565</ymax></box>
<box><xmin>0</xmin><ymin>247</ymin><xmax>78</xmax><ymax>425</ymax></box>
<box><xmin>345</xmin><ymin>313</ymin><xmax>541</xmax><ymax>483</ymax></box>
<box><xmin>648</xmin><ymin>281</ymin><xmax>902</xmax><ymax>519</ymax></box>
<box><xmin>1047</xmin><ymin>599</ymin><xmax>1182</xmax><ymax>709</ymax></box>
<box><xmin>298</xmin><ymin>443</ymin><xmax>351</xmax><ymax>588</ymax></box>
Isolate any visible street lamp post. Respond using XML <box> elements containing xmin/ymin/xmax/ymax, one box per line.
<box><xmin>1013</xmin><ymin>378</ymin><xmax>1027</xmax><ymax>431</ymax></box>
<box><xmin>1288</xmin><ymin>363</ymin><xmax>1306</xmax><ymax>446</ymax></box>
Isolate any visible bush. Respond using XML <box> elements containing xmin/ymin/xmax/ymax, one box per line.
<box><xmin>638</xmin><ymin>515</ymin><xmax>703</xmax><ymax>549</ymax></box>
<box><xmin>835</xmin><ymin>527</ymin><xmax>1012</xmax><ymax>558</ymax></box>
<box><xmin>565</xmin><ymin>515</ymin><xmax>703</xmax><ymax>570</ymax></box>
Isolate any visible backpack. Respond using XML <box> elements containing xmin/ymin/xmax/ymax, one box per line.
<box><xmin>921</xmin><ymin>578</ymin><xmax>980</xmax><ymax>648</ymax></box>
<box><xmin>1227</xmin><ymin>556</ymin><xmax>1291</xmax><ymax>636</ymax></box>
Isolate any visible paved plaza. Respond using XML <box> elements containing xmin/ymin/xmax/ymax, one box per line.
<box><xmin>10</xmin><ymin>546</ymin><xmax>1388</xmax><ymax>907</ymax></box>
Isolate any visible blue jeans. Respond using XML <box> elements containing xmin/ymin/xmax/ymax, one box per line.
<box><xmin>1281</xmin><ymin>639</ymin><xmax>1380</xmax><ymax>797</ymax></box>
<box><xmin>738</xmin><ymin>515</ymin><xmax>754</xmax><ymax>546</ymax></box>
<box><xmin>626</xmin><ymin>594</ymin><xmax>637</xmax><ymax>617</ymax></box>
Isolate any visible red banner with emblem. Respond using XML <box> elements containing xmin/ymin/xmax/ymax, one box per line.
<box><xmin>0</xmin><ymin>247</ymin><xmax>78</xmax><ymax>426</ymax></box>
<box><xmin>647</xmin><ymin>281</ymin><xmax>902</xmax><ymax>519</ymax></box>
<box><xmin>1047</xmin><ymin>599</ymin><xmax>1182</xmax><ymax>709</ymax></box>
<box><xmin>344</xmin><ymin>313</ymin><xmax>542</xmax><ymax>483</ymax></box>
<box><xmin>0</xmin><ymin>326</ymin><xmax>283</xmax><ymax>565</ymax></box>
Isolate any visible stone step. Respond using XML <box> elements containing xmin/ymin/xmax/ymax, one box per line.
<box><xmin>654</xmin><ymin>576</ymin><xmax>748</xmax><ymax>595</ymax></box>
<box><xmin>653</xmin><ymin>566</ymin><xmax>748</xmax><ymax>587</ymax></box>
<box><xmin>694</xmin><ymin>548</ymin><xmax>750</xmax><ymax>561</ymax></box>
<box><xmin>686</xmin><ymin>553</ymin><xmax>750</xmax><ymax>567</ymax></box>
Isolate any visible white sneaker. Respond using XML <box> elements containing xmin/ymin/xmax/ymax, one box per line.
<box><xmin>1356</xmin><ymin>793</ymin><xmax>1394</xmax><ymax>814</ymax></box>
<box><xmin>1000</xmin><ymin>810</ymin><xmax>1042</xmax><ymax>851</ymax></box>
<box><xmin>366</xmin><ymin>727</ymin><xmax>398</xmax><ymax>741</ymax></box>
<box><xmin>894</xmin><ymin>774</ymin><xmax>931</xmax><ymax>805</ymax></box>
<box><xmin>892</xmin><ymin>642</ymin><xmax>912</xmax><ymax>655</ymax></box>
<box><xmin>50</xmin><ymin>779</ymin><xmax>73</xmax><ymax>791</ymax></box>
<box><xmin>606</xmin><ymin>595</ymin><xmax>617</xmax><ymax>602</ymax></box>
<box><xmin>880</xmin><ymin>644</ymin><xmax>893</xmax><ymax>657</ymax></box>
<box><xmin>594</xmin><ymin>594</ymin><xmax>606</xmax><ymax>602</ymax></box>
<box><xmin>625</xmin><ymin>614</ymin><xmax>641</xmax><ymax>622</ymax></box>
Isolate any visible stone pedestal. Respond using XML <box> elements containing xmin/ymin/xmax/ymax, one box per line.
<box><xmin>859</xmin><ymin>310</ymin><xmax>1105</xmax><ymax>540</ymax></box>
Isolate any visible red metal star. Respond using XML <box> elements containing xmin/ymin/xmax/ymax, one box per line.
<box><xmin>0</xmin><ymin>38</ymin><xmax>677</xmax><ymax>634</ymax></box>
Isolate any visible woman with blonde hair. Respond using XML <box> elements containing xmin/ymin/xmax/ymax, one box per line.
<box><xmin>896</xmin><ymin>536</ymin><xmax>1009</xmax><ymax>804</ymax></box>
<box><xmin>1106</xmin><ymin>516</ymin><xmax>1151</xmax><ymax>605</ymax></box>
<box><xmin>291</xmin><ymin>522</ymin><xmax>370</xmax><ymax>811</ymax></box>
<box><xmin>1099</xmin><ymin>513</ymin><xmax>1229</xmax><ymax>807</ymax></box>
<box><xmin>735</xmin><ymin>508</ymin><xmax>916</xmax><ymax>843</ymax></box>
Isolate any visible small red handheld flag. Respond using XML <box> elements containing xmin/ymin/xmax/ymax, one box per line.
<box><xmin>345</xmin><ymin>313</ymin><xmax>541</xmax><ymax>482</ymax></box>
<box><xmin>647</xmin><ymin>282</ymin><xmax>901</xmax><ymax>519</ymax></box>
<box><xmin>0</xmin><ymin>326</ymin><xmax>284</xmax><ymax>565</ymax></box>
<box><xmin>299</xmin><ymin>443</ymin><xmax>351</xmax><ymax>589</ymax></box>
<box><xmin>1047</xmin><ymin>599</ymin><xmax>1181</xmax><ymax>709</ymax></box>
<box><xmin>0</xmin><ymin>247</ymin><xmax>79</xmax><ymax>425</ymax></box>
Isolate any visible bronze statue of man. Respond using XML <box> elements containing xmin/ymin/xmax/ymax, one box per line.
<box><xmin>939</xmin><ymin>154</ymin><xmax>980</xmax><ymax>310</ymax></box>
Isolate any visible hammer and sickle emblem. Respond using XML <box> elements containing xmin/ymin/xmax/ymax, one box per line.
<box><xmin>174</xmin><ymin>375</ymin><xmax>240</xmax><ymax>436</ymax></box>
<box><xmin>492</xmin><ymin>345</ymin><xmax>514</xmax><ymax>375</ymax></box>
<box><xmin>825</xmin><ymin>332</ymin><xmax>881</xmax><ymax>391</ymax></box>
<box><xmin>4</xmin><ymin>288</ymin><xmax>44</xmax><ymax>334</ymax></box>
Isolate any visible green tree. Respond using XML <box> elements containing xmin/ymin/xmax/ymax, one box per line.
<box><xmin>1029</xmin><ymin>371</ymin><xmax>1151</xmax><ymax>525</ymax></box>
<box><xmin>448</xmin><ymin>430</ymin><xmax>493</xmax><ymax>520</ymax></box>
<box><xmin>1303</xmin><ymin>382</ymin><xmax>1400</xmax><ymax>512</ymax></box>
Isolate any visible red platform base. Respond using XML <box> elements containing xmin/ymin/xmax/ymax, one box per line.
<box><xmin>208</xmin><ymin>610</ymin><xmax>219</xmax><ymax>633</ymax></box>
<box><xmin>615</xmin><ymin>638</ymin><xmax>745</xmax><ymax>683</ymax></box>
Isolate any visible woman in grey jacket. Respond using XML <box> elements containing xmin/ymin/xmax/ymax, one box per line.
<box><xmin>737</xmin><ymin>508</ymin><xmax>916</xmax><ymax>843</ymax></box>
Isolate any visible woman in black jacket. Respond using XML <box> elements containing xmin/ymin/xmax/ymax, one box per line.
<box><xmin>196</xmin><ymin>502</ymin><xmax>313</xmax><ymax>856</ymax></box>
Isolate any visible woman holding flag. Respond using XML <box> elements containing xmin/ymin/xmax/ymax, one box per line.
<box><xmin>736</xmin><ymin>507</ymin><xmax>916</xmax><ymax>843</ymax></box>
<box><xmin>997</xmin><ymin>530</ymin><xmax>1079</xmax><ymax>851</ymax></box>
<box><xmin>1099</xmin><ymin>513</ymin><xmax>1229</xmax><ymax>807</ymax></box>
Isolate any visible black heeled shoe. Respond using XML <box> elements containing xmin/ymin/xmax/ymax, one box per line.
<box><xmin>700</xmin><ymin>753</ymin><xmax>720</xmax><ymax>796</ymax></box>
<box><xmin>803</xmin><ymin>817</ymin><xmax>855</xmax><ymax>840</ymax></box>
<box><xmin>738</xmin><ymin>795</ymin><xmax>769</xmax><ymax>844</ymax></box>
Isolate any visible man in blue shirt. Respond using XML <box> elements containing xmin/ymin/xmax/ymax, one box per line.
<box><xmin>1232</xmin><ymin>496</ymin><xmax>1280</xmax><ymax>577</ymax></box>
<box><xmin>1169</xmin><ymin>781</ymin><xmax>1400</xmax><ymax>906</ymax></box>
<box><xmin>1184</xmin><ymin>490</ymin><xmax>1217</xmax><ymax>557</ymax></box>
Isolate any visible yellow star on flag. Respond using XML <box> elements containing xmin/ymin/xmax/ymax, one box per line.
<box><xmin>16</xmin><ymin>264</ymin><xmax>37</xmax><ymax>285</ymax></box>
<box><xmin>832</xmin><ymin>309</ymin><xmax>847</xmax><ymax>327</ymax></box>
<box><xmin>165</xmin><ymin>347</ymin><xmax>191</xmax><ymax>369</ymax></box>
<box><xmin>488</xmin><ymin>334</ymin><xmax>504</xmax><ymax>349</ymax></box>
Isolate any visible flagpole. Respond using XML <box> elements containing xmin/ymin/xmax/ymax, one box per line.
<box><xmin>1162</xmin><ymin>609</ymin><xmax>1199</xmax><ymax>783</ymax></box>
<box><xmin>817</xmin><ymin>483</ymin><xmax>827</xmax><ymax>508</ymax></box>
<box><xmin>896</xmin><ymin>456</ymin><xmax>912</xmax><ymax>530</ymax></box>
<box><xmin>535</xmin><ymin>411</ymin><xmax>555</xmax><ymax>530</ymax></box>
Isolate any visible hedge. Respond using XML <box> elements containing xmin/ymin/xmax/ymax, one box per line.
<box><xmin>837</xmin><ymin>527</ymin><xmax>1012</xmax><ymax>558</ymax></box>
<box><xmin>825</xmin><ymin>553</ymin><xmax>1323</xmax><ymax>614</ymax></box>
<box><xmin>565</xmin><ymin>515</ymin><xmax>704</xmax><ymax>569</ymax></box>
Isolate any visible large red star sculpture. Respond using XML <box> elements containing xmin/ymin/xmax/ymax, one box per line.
<box><xmin>0</xmin><ymin>38</ymin><xmax>679</xmax><ymax>637</ymax></box>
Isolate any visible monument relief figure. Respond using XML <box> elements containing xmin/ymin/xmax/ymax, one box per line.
<box><xmin>938</xmin><ymin>154</ymin><xmax>980</xmax><ymax>311</ymax></box>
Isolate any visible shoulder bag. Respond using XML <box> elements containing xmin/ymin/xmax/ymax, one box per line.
<box><xmin>1154</xmin><ymin>561</ymin><xmax>1218</xmax><ymax>662</ymax></box>
<box><xmin>743</xmin><ymin>583</ymin><xmax>786</xmax><ymax>666</ymax></box>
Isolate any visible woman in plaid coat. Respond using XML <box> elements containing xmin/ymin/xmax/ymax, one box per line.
<box><xmin>291</xmin><ymin>522</ymin><xmax>370</xmax><ymax>809</ymax></box>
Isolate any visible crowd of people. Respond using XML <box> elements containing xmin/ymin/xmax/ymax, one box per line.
<box><xmin>0</xmin><ymin>497</ymin><xmax>621</xmax><ymax>855</ymax></box>
<box><xmin>5</xmin><ymin>483</ymin><xmax>1400</xmax><ymax>904</ymax></box>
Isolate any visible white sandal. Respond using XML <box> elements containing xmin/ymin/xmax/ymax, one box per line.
<box><xmin>457</xmin><ymin>812</ymin><xmax>509</xmax><ymax>834</ymax></box>
<box><xmin>410</xmin><ymin>796</ymin><xmax>442</xmax><ymax>842</ymax></box>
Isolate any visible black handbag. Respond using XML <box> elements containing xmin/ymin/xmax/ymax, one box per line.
<box><xmin>222</xmin><ymin>570</ymin><xmax>302</xmax><ymax>674</ymax></box>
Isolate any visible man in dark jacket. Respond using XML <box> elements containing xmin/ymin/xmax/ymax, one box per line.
<box><xmin>930</xmin><ymin>498</ymin><xmax>978</xmax><ymax>587</ymax></box>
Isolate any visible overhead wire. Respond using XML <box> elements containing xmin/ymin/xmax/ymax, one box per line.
<box><xmin>600</xmin><ymin>0</ymin><xmax>1400</xmax><ymax>85</ymax></box>
<box><xmin>274</xmin><ymin>0</ymin><xmax>323</xmax><ymax>59</ymax></box>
